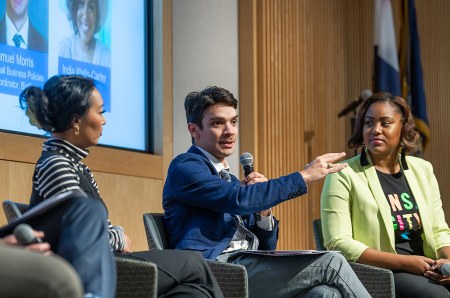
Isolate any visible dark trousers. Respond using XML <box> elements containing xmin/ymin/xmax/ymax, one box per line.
<box><xmin>117</xmin><ymin>250</ymin><xmax>223</xmax><ymax>298</ymax></box>
<box><xmin>394</xmin><ymin>271</ymin><xmax>450</xmax><ymax>298</ymax></box>
<box><xmin>27</xmin><ymin>197</ymin><xmax>116</xmax><ymax>298</ymax></box>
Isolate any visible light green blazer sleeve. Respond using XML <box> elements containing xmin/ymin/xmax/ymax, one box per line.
<box><xmin>404</xmin><ymin>157</ymin><xmax>450</xmax><ymax>257</ymax></box>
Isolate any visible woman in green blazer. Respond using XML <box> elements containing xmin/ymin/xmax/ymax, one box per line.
<box><xmin>321</xmin><ymin>92</ymin><xmax>450</xmax><ymax>297</ymax></box>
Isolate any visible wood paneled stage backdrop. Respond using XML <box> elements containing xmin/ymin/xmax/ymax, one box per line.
<box><xmin>1</xmin><ymin>0</ymin><xmax>449</xmax><ymax>251</ymax></box>
<box><xmin>238</xmin><ymin>0</ymin><xmax>450</xmax><ymax>250</ymax></box>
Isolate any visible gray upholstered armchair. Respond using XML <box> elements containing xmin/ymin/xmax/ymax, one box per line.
<box><xmin>313</xmin><ymin>219</ymin><xmax>395</xmax><ymax>298</ymax></box>
<box><xmin>143</xmin><ymin>213</ymin><xmax>249</xmax><ymax>298</ymax></box>
<box><xmin>2</xmin><ymin>200</ymin><xmax>158</xmax><ymax>298</ymax></box>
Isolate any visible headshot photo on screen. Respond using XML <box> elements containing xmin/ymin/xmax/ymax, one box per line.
<box><xmin>0</xmin><ymin>0</ymin><xmax>48</xmax><ymax>100</ymax></box>
<box><xmin>1</xmin><ymin>1</ymin><xmax>147</xmax><ymax>152</ymax></box>
<box><xmin>59</xmin><ymin>0</ymin><xmax>110</xmax><ymax>67</ymax></box>
<box><xmin>0</xmin><ymin>0</ymin><xmax>48</xmax><ymax>52</ymax></box>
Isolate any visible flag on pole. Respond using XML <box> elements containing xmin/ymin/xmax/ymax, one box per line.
<box><xmin>374</xmin><ymin>0</ymin><xmax>401</xmax><ymax>96</ymax></box>
<box><xmin>400</xmin><ymin>0</ymin><xmax>430</xmax><ymax>148</ymax></box>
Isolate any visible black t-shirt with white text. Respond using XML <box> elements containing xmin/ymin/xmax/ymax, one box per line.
<box><xmin>377</xmin><ymin>169</ymin><xmax>424</xmax><ymax>255</ymax></box>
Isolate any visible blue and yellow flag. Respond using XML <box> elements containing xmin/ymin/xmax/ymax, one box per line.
<box><xmin>400</xmin><ymin>0</ymin><xmax>430</xmax><ymax>148</ymax></box>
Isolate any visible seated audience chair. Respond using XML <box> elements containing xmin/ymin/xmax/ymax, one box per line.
<box><xmin>313</xmin><ymin>219</ymin><xmax>395</xmax><ymax>298</ymax></box>
<box><xmin>143</xmin><ymin>213</ymin><xmax>249</xmax><ymax>298</ymax></box>
<box><xmin>2</xmin><ymin>200</ymin><xmax>157</xmax><ymax>298</ymax></box>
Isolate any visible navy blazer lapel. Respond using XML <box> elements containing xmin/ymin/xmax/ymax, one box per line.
<box><xmin>187</xmin><ymin>145</ymin><xmax>206</xmax><ymax>156</ymax></box>
<box><xmin>188</xmin><ymin>146</ymin><xmax>222</xmax><ymax>177</ymax></box>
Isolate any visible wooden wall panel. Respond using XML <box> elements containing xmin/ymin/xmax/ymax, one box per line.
<box><xmin>414</xmin><ymin>0</ymin><xmax>450</xmax><ymax>227</ymax></box>
<box><xmin>241</xmin><ymin>0</ymin><xmax>351</xmax><ymax>249</ymax></box>
<box><xmin>240</xmin><ymin>0</ymin><xmax>450</xmax><ymax>250</ymax></box>
<box><xmin>0</xmin><ymin>158</ymin><xmax>164</xmax><ymax>251</ymax></box>
<box><xmin>94</xmin><ymin>172</ymin><xmax>164</xmax><ymax>251</ymax></box>
<box><xmin>0</xmin><ymin>160</ymin><xmax>35</xmax><ymax>226</ymax></box>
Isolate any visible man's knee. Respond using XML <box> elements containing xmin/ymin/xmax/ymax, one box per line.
<box><xmin>313</xmin><ymin>252</ymin><xmax>351</xmax><ymax>274</ymax></box>
<box><xmin>322</xmin><ymin>252</ymin><xmax>347</xmax><ymax>265</ymax></box>
<box><xmin>162</xmin><ymin>284</ymin><xmax>214</xmax><ymax>298</ymax></box>
<box><xmin>178</xmin><ymin>250</ymin><xmax>205</xmax><ymax>264</ymax></box>
<box><xmin>171</xmin><ymin>250</ymin><xmax>209</xmax><ymax>274</ymax></box>
<box><xmin>302</xmin><ymin>285</ymin><xmax>342</xmax><ymax>298</ymax></box>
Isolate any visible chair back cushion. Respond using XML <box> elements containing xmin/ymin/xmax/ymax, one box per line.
<box><xmin>312</xmin><ymin>218</ymin><xmax>326</xmax><ymax>250</ymax></box>
<box><xmin>116</xmin><ymin>257</ymin><xmax>158</xmax><ymax>298</ymax></box>
<box><xmin>143</xmin><ymin>213</ymin><xmax>169</xmax><ymax>250</ymax></box>
<box><xmin>2</xmin><ymin>200</ymin><xmax>30</xmax><ymax>223</ymax></box>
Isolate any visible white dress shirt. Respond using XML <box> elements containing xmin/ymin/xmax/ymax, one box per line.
<box><xmin>6</xmin><ymin>12</ymin><xmax>29</xmax><ymax>49</ymax></box>
<box><xmin>195</xmin><ymin>146</ymin><xmax>274</xmax><ymax>253</ymax></box>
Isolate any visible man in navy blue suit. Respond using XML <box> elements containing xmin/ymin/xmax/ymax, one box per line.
<box><xmin>0</xmin><ymin>0</ymin><xmax>48</xmax><ymax>52</ymax></box>
<box><xmin>163</xmin><ymin>86</ymin><xmax>371</xmax><ymax>297</ymax></box>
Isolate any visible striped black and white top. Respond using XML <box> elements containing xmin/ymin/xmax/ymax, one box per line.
<box><xmin>29</xmin><ymin>138</ymin><xmax>125</xmax><ymax>252</ymax></box>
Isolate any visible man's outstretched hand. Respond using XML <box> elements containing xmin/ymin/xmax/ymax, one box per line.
<box><xmin>300</xmin><ymin>152</ymin><xmax>348</xmax><ymax>184</ymax></box>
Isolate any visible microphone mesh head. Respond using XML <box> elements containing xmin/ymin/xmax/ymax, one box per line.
<box><xmin>239</xmin><ymin>152</ymin><xmax>253</xmax><ymax>167</ymax></box>
<box><xmin>14</xmin><ymin>223</ymin><xmax>35</xmax><ymax>245</ymax></box>
<box><xmin>361</xmin><ymin>89</ymin><xmax>373</xmax><ymax>100</ymax></box>
<box><xmin>441</xmin><ymin>264</ymin><xmax>450</xmax><ymax>276</ymax></box>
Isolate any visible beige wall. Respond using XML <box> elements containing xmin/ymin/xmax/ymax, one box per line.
<box><xmin>172</xmin><ymin>0</ymin><xmax>241</xmax><ymax>175</ymax></box>
<box><xmin>1</xmin><ymin>0</ymin><xmax>449</xmax><ymax>253</ymax></box>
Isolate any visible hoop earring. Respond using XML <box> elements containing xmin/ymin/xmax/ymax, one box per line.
<box><xmin>74</xmin><ymin>128</ymin><xmax>80</xmax><ymax>135</ymax></box>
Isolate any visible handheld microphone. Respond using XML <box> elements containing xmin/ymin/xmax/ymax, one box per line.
<box><xmin>435</xmin><ymin>263</ymin><xmax>450</xmax><ymax>276</ymax></box>
<box><xmin>13</xmin><ymin>223</ymin><xmax>42</xmax><ymax>245</ymax></box>
<box><xmin>239</xmin><ymin>152</ymin><xmax>254</xmax><ymax>177</ymax></box>
<box><xmin>337</xmin><ymin>89</ymin><xmax>373</xmax><ymax>118</ymax></box>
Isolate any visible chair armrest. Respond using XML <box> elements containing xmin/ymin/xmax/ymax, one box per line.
<box><xmin>206</xmin><ymin>260</ymin><xmax>248</xmax><ymax>298</ymax></box>
<box><xmin>116</xmin><ymin>257</ymin><xmax>158</xmax><ymax>298</ymax></box>
<box><xmin>349</xmin><ymin>262</ymin><xmax>394</xmax><ymax>298</ymax></box>
<box><xmin>2</xmin><ymin>200</ymin><xmax>27</xmax><ymax>223</ymax></box>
